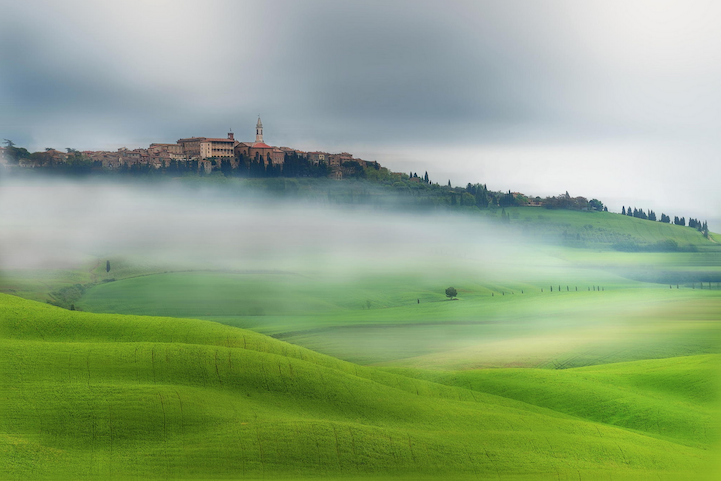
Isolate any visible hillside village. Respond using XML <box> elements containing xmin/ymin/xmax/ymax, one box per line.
<box><xmin>0</xmin><ymin>121</ymin><xmax>709</xmax><ymax>234</ymax></box>
<box><xmin>1</xmin><ymin>117</ymin><xmax>378</xmax><ymax>180</ymax></box>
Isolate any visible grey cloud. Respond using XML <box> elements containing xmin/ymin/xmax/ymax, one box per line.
<box><xmin>4</xmin><ymin>0</ymin><xmax>721</xmax><ymax>144</ymax></box>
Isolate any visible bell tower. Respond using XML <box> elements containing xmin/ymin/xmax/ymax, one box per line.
<box><xmin>255</xmin><ymin>116</ymin><xmax>263</xmax><ymax>143</ymax></box>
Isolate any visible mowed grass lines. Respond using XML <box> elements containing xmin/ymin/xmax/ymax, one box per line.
<box><xmin>0</xmin><ymin>294</ymin><xmax>715</xmax><ymax>480</ymax></box>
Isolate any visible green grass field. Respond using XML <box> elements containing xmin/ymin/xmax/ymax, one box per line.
<box><xmin>75</xmin><ymin>268</ymin><xmax>721</xmax><ymax>369</ymax></box>
<box><xmin>385</xmin><ymin>355</ymin><xmax>720</xmax><ymax>448</ymax></box>
<box><xmin>1</xmin><ymin>294</ymin><xmax>718</xmax><ymax>480</ymax></box>
<box><xmin>2</xmin><ymin>207</ymin><xmax>720</xmax><ymax>480</ymax></box>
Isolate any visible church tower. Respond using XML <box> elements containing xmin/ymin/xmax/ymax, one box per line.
<box><xmin>255</xmin><ymin>117</ymin><xmax>264</xmax><ymax>143</ymax></box>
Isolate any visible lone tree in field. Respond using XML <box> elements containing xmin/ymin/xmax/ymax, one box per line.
<box><xmin>445</xmin><ymin>287</ymin><xmax>457</xmax><ymax>300</ymax></box>
<box><xmin>106</xmin><ymin>260</ymin><xmax>111</xmax><ymax>273</ymax></box>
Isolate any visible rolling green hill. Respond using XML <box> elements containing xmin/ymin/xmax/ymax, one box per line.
<box><xmin>384</xmin><ymin>355</ymin><xmax>720</xmax><ymax>448</ymax></box>
<box><xmin>503</xmin><ymin>207</ymin><xmax>720</xmax><ymax>251</ymax></box>
<box><xmin>1</xmin><ymin>294</ymin><xmax>717</xmax><ymax>480</ymax></box>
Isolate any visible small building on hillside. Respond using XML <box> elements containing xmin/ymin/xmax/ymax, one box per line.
<box><xmin>149</xmin><ymin>143</ymin><xmax>184</xmax><ymax>159</ymax></box>
<box><xmin>307</xmin><ymin>152</ymin><xmax>327</xmax><ymax>165</ymax></box>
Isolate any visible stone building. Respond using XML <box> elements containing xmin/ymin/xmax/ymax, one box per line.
<box><xmin>307</xmin><ymin>152</ymin><xmax>327</xmax><ymax>165</ymax></box>
<box><xmin>280</xmin><ymin>146</ymin><xmax>305</xmax><ymax>159</ymax></box>
<box><xmin>177</xmin><ymin>134</ymin><xmax>235</xmax><ymax>159</ymax></box>
<box><xmin>327</xmin><ymin>154</ymin><xmax>341</xmax><ymax>168</ymax></box>
<box><xmin>149</xmin><ymin>143</ymin><xmax>183</xmax><ymax>159</ymax></box>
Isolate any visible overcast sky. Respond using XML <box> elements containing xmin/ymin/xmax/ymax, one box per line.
<box><xmin>1</xmin><ymin>0</ymin><xmax>720</xmax><ymax>226</ymax></box>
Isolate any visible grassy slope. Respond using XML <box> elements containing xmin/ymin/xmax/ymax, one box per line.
<box><xmin>0</xmin><ymin>294</ymin><xmax>715</xmax><ymax>480</ymax></box>
<box><xmin>505</xmin><ymin>207</ymin><xmax>720</xmax><ymax>250</ymax></box>
<box><xmin>0</xmin><ymin>257</ymin><xmax>174</xmax><ymax>306</ymax></box>
<box><xmin>385</xmin><ymin>355</ymin><xmax>721</xmax><ymax>448</ymax></box>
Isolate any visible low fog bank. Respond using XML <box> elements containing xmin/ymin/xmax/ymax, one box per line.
<box><xmin>0</xmin><ymin>177</ymin><xmax>541</xmax><ymax>281</ymax></box>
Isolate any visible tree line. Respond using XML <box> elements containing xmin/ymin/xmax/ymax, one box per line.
<box><xmin>622</xmin><ymin>205</ymin><xmax>710</xmax><ymax>238</ymax></box>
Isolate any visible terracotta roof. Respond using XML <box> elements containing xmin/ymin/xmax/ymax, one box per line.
<box><xmin>251</xmin><ymin>142</ymin><xmax>272</xmax><ymax>149</ymax></box>
<box><xmin>205</xmin><ymin>138</ymin><xmax>234</xmax><ymax>142</ymax></box>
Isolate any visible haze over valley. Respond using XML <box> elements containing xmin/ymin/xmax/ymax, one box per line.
<box><xmin>1</xmin><ymin>1</ymin><xmax>720</xmax><ymax>480</ymax></box>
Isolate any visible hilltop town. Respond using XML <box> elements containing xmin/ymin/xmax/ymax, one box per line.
<box><xmin>0</xmin><ymin>120</ymin><xmax>713</xmax><ymax>245</ymax></box>
<box><xmin>1</xmin><ymin>117</ymin><xmax>378</xmax><ymax>180</ymax></box>
<box><xmin>3</xmin><ymin>120</ymin><xmax>708</xmax><ymax>236</ymax></box>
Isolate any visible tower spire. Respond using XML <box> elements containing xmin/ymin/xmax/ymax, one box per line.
<box><xmin>255</xmin><ymin>116</ymin><xmax>264</xmax><ymax>143</ymax></box>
